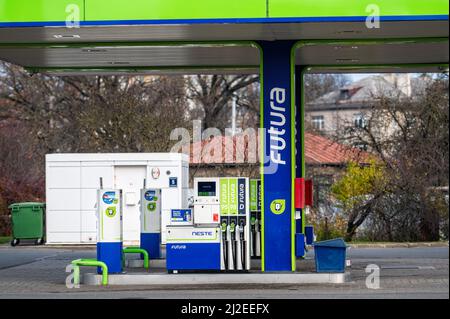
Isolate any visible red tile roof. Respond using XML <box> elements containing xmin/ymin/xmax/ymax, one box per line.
<box><xmin>190</xmin><ymin>133</ymin><xmax>259</xmax><ymax>164</ymax></box>
<box><xmin>304</xmin><ymin>132</ymin><xmax>371</xmax><ymax>165</ymax></box>
<box><xmin>187</xmin><ymin>132</ymin><xmax>371</xmax><ymax>166</ymax></box>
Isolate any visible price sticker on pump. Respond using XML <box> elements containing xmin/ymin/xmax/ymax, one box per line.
<box><xmin>171</xmin><ymin>209</ymin><xmax>193</xmax><ymax>225</ymax></box>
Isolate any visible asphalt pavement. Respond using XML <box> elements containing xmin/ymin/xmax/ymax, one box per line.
<box><xmin>0</xmin><ymin>245</ymin><xmax>448</xmax><ymax>299</ymax></box>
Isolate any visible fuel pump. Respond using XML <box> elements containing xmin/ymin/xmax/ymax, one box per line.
<box><xmin>140</xmin><ymin>179</ymin><xmax>162</xmax><ymax>259</ymax></box>
<box><xmin>220</xmin><ymin>177</ymin><xmax>250</xmax><ymax>272</ymax></box>
<box><xmin>96</xmin><ymin>178</ymin><xmax>123</xmax><ymax>274</ymax></box>
<box><xmin>166</xmin><ymin>178</ymin><xmax>221</xmax><ymax>272</ymax></box>
<box><xmin>219</xmin><ymin>178</ymin><xmax>230</xmax><ymax>270</ymax></box>
<box><xmin>166</xmin><ymin>177</ymin><xmax>250</xmax><ymax>273</ymax></box>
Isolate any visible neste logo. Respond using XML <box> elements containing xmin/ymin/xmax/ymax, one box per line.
<box><xmin>269</xmin><ymin>88</ymin><xmax>287</xmax><ymax>165</ymax></box>
<box><xmin>192</xmin><ymin>231</ymin><xmax>213</xmax><ymax>237</ymax></box>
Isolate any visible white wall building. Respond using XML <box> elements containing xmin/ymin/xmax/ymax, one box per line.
<box><xmin>45</xmin><ymin>153</ymin><xmax>189</xmax><ymax>245</ymax></box>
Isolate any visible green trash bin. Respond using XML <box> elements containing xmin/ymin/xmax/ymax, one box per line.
<box><xmin>9</xmin><ymin>202</ymin><xmax>46</xmax><ymax>246</ymax></box>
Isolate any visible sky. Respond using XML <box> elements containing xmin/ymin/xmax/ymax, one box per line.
<box><xmin>348</xmin><ymin>73</ymin><xmax>428</xmax><ymax>83</ymax></box>
<box><xmin>349</xmin><ymin>74</ymin><xmax>373</xmax><ymax>81</ymax></box>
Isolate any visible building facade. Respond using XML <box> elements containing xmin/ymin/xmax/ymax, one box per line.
<box><xmin>305</xmin><ymin>74</ymin><xmax>429</xmax><ymax>149</ymax></box>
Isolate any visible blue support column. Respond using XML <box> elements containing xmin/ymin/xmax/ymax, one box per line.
<box><xmin>97</xmin><ymin>242</ymin><xmax>123</xmax><ymax>274</ymax></box>
<box><xmin>259</xmin><ymin>41</ymin><xmax>296</xmax><ymax>272</ymax></box>
<box><xmin>295</xmin><ymin>66</ymin><xmax>305</xmax><ymax>235</ymax></box>
<box><xmin>295</xmin><ymin>65</ymin><xmax>306</xmax><ymax>258</ymax></box>
<box><xmin>141</xmin><ymin>233</ymin><xmax>161</xmax><ymax>259</ymax></box>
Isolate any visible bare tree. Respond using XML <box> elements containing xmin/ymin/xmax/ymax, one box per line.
<box><xmin>0</xmin><ymin>63</ymin><xmax>191</xmax><ymax>235</ymax></box>
<box><xmin>187</xmin><ymin>75</ymin><xmax>259</xmax><ymax>131</ymax></box>
<box><xmin>75</xmin><ymin>76</ymin><xmax>190</xmax><ymax>153</ymax></box>
<box><xmin>0</xmin><ymin>62</ymin><xmax>190</xmax><ymax>154</ymax></box>
<box><xmin>0</xmin><ymin>122</ymin><xmax>44</xmax><ymax>234</ymax></box>
<box><xmin>334</xmin><ymin>74</ymin><xmax>449</xmax><ymax>241</ymax></box>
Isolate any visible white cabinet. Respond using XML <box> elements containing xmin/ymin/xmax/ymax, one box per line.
<box><xmin>45</xmin><ymin>153</ymin><xmax>189</xmax><ymax>244</ymax></box>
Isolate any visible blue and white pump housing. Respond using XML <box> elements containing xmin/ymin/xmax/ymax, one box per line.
<box><xmin>140</xmin><ymin>179</ymin><xmax>162</xmax><ymax>259</ymax></box>
<box><xmin>96</xmin><ymin>178</ymin><xmax>123</xmax><ymax>274</ymax></box>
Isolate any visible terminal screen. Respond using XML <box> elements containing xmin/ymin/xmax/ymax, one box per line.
<box><xmin>198</xmin><ymin>182</ymin><xmax>216</xmax><ymax>197</ymax></box>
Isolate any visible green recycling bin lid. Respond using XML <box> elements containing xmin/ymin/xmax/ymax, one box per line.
<box><xmin>8</xmin><ymin>202</ymin><xmax>45</xmax><ymax>209</ymax></box>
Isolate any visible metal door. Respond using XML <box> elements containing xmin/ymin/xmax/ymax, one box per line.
<box><xmin>114</xmin><ymin>166</ymin><xmax>146</xmax><ymax>245</ymax></box>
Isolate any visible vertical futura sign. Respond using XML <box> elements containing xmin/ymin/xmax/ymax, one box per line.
<box><xmin>238</xmin><ymin>179</ymin><xmax>246</xmax><ymax>215</ymax></box>
<box><xmin>268</xmin><ymin>87</ymin><xmax>288</xmax><ymax>166</ymax></box>
<box><xmin>220</xmin><ymin>178</ymin><xmax>247</xmax><ymax>217</ymax></box>
<box><xmin>260</xmin><ymin>41</ymin><xmax>295</xmax><ymax>272</ymax></box>
<box><xmin>250</xmin><ymin>180</ymin><xmax>261</xmax><ymax>212</ymax></box>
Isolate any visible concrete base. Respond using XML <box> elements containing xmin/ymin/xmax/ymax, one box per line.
<box><xmin>83</xmin><ymin>271</ymin><xmax>350</xmax><ymax>286</ymax></box>
<box><xmin>126</xmin><ymin>259</ymin><xmax>166</xmax><ymax>269</ymax></box>
<box><xmin>104</xmin><ymin>257</ymin><xmax>349</xmax><ymax>287</ymax></box>
<box><xmin>125</xmin><ymin>258</ymin><xmax>317</xmax><ymax>271</ymax></box>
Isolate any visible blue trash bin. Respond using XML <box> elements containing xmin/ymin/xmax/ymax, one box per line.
<box><xmin>305</xmin><ymin>226</ymin><xmax>314</xmax><ymax>245</ymax></box>
<box><xmin>313</xmin><ymin>238</ymin><xmax>347</xmax><ymax>273</ymax></box>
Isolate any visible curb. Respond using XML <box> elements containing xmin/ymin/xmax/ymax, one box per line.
<box><xmin>0</xmin><ymin>244</ymin><xmax>96</xmax><ymax>250</ymax></box>
<box><xmin>347</xmin><ymin>242</ymin><xmax>449</xmax><ymax>248</ymax></box>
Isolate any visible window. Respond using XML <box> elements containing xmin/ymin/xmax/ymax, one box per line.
<box><xmin>354</xmin><ymin>142</ymin><xmax>369</xmax><ymax>151</ymax></box>
<box><xmin>312</xmin><ymin>115</ymin><xmax>325</xmax><ymax>130</ymax></box>
<box><xmin>354</xmin><ymin>114</ymin><xmax>367</xmax><ymax>128</ymax></box>
<box><xmin>340</xmin><ymin>89</ymin><xmax>351</xmax><ymax>100</ymax></box>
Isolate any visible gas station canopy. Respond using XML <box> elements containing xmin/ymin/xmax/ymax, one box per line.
<box><xmin>0</xmin><ymin>0</ymin><xmax>448</xmax><ymax>74</ymax></box>
<box><xmin>0</xmin><ymin>0</ymin><xmax>449</xmax><ymax>273</ymax></box>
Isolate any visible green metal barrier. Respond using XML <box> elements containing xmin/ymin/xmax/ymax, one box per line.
<box><xmin>122</xmin><ymin>247</ymin><xmax>150</xmax><ymax>270</ymax></box>
<box><xmin>72</xmin><ymin>259</ymin><xmax>108</xmax><ymax>286</ymax></box>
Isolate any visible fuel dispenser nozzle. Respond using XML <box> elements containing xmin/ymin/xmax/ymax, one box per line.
<box><xmin>239</xmin><ymin>221</ymin><xmax>246</xmax><ymax>270</ymax></box>
<box><xmin>250</xmin><ymin>216</ymin><xmax>256</xmax><ymax>257</ymax></box>
<box><xmin>234</xmin><ymin>223</ymin><xmax>243</xmax><ymax>271</ymax></box>
<box><xmin>227</xmin><ymin>222</ymin><xmax>236</xmax><ymax>270</ymax></box>
<box><xmin>230</xmin><ymin>222</ymin><xmax>236</xmax><ymax>240</ymax></box>
<box><xmin>255</xmin><ymin>216</ymin><xmax>261</xmax><ymax>257</ymax></box>
<box><xmin>221</xmin><ymin>221</ymin><xmax>228</xmax><ymax>270</ymax></box>
<box><xmin>221</xmin><ymin>222</ymin><xmax>227</xmax><ymax>234</ymax></box>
